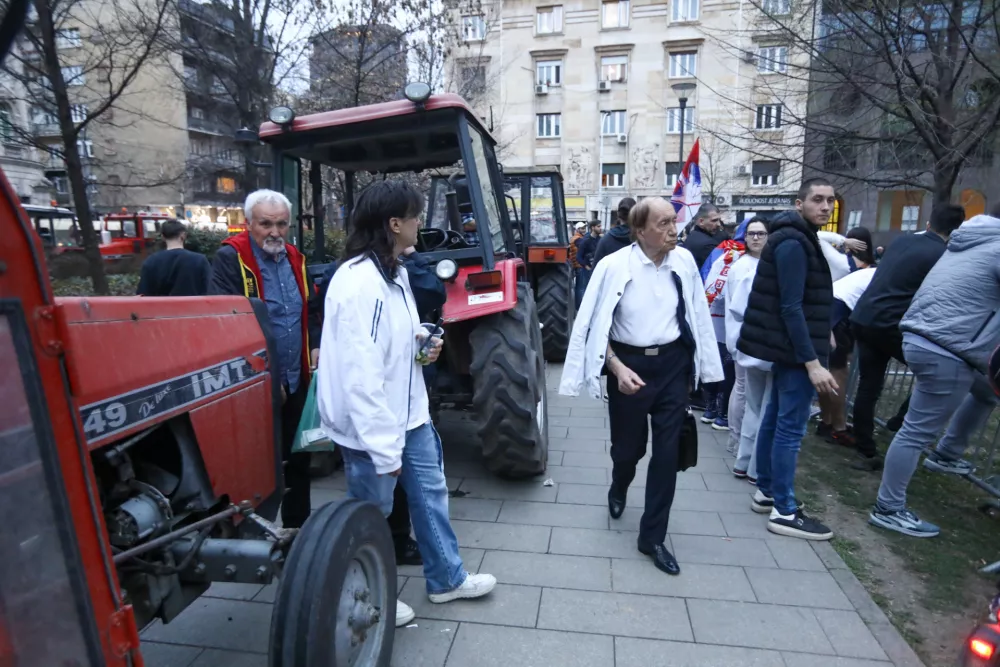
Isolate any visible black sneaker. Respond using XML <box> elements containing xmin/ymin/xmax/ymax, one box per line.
<box><xmin>768</xmin><ymin>509</ymin><xmax>833</xmax><ymax>541</ymax></box>
<box><xmin>815</xmin><ymin>422</ymin><xmax>833</xmax><ymax>438</ymax></box>
<box><xmin>885</xmin><ymin>415</ymin><xmax>904</xmax><ymax>432</ymax></box>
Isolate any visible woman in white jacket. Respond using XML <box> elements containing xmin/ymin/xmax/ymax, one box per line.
<box><xmin>318</xmin><ymin>181</ymin><xmax>495</xmax><ymax>626</ymax></box>
<box><xmin>559</xmin><ymin>197</ymin><xmax>723</xmax><ymax>576</ymax></box>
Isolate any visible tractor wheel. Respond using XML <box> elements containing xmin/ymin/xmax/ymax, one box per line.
<box><xmin>269</xmin><ymin>499</ymin><xmax>396</xmax><ymax>667</ymax></box>
<box><xmin>536</xmin><ymin>264</ymin><xmax>574</xmax><ymax>362</ymax></box>
<box><xmin>469</xmin><ymin>283</ymin><xmax>549</xmax><ymax>477</ymax></box>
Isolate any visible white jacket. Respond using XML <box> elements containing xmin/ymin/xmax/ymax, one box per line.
<box><xmin>317</xmin><ymin>255</ymin><xmax>429</xmax><ymax>475</ymax></box>
<box><xmin>818</xmin><ymin>231</ymin><xmax>851</xmax><ymax>282</ymax></box>
<box><xmin>559</xmin><ymin>243</ymin><xmax>724</xmax><ymax>399</ymax></box>
<box><xmin>723</xmin><ymin>254</ymin><xmax>772</xmax><ymax>372</ymax></box>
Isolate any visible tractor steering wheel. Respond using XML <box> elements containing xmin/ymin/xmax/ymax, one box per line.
<box><xmin>416</xmin><ymin>228</ymin><xmax>467</xmax><ymax>252</ymax></box>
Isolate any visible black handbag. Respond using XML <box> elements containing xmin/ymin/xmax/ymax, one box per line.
<box><xmin>678</xmin><ymin>408</ymin><xmax>699</xmax><ymax>472</ymax></box>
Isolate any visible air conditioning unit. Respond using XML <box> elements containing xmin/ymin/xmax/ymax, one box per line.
<box><xmin>713</xmin><ymin>194</ymin><xmax>727</xmax><ymax>206</ymax></box>
<box><xmin>616</xmin><ymin>133</ymin><xmax>628</xmax><ymax>144</ymax></box>
<box><xmin>742</xmin><ymin>50</ymin><xmax>757</xmax><ymax>64</ymax></box>
<box><xmin>599</xmin><ymin>80</ymin><xmax>612</xmax><ymax>92</ymax></box>
<box><xmin>735</xmin><ymin>164</ymin><xmax>750</xmax><ymax>176</ymax></box>
<box><xmin>535</xmin><ymin>83</ymin><xmax>549</xmax><ymax>95</ymax></box>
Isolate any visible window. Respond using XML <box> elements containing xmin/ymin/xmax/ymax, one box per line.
<box><xmin>757</xmin><ymin>46</ymin><xmax>788</xmax><ymax>74</ymax></box>
<box><xmin>61</xmin><ymin>65</ymin><xmax>84</xmax><ymax>86</ymax></box>
<box><xmin>824</xmin><ymin>136</ymin><xmax>857</xmax><ymax>170</ymax></box>
<box><xmin>536</xmin><ymin>60</ymin><xmax>562</xmax><ymax>86</ymax></box>
<box><xmin>762</xmin><ymin>0</ymin><xmax>790</xmax><ymax>14</ymax></box>
<box><xmin>600</xmin><ymin>55</ymin><xmax>628</xmax><ymax>82</ymax></box>
<box><xmin>665</xmin><ymin>107</ymin><xmax>695</xmax><ymax>134</ymax></box>
<box><xmin>76</xmin><ymin>139</ymin><xmax>93</xmax><ymax>158</ymax></box>
<box><xmin>847</xmin><ymin>210</ymin><xmax>862</xmax><ymax>230</ymax></box>
<box><xmin>601</xmin><ymin>110</ymin><xmax>627</xmax><ymax>135</ymax></box>
<box><xmin>467</xmin><ymin>127</ymin><xmax>507</xmax><ymax>254</ymax></box>
<box><xmin>751</xmin><ymin>160</ymin><xmax>780</xmax><ymax>186</ymax></box>
<box><xmin>190</xmin><ymin>137</ymin><xmax>211</xmax><ymax>155</ymax></box>
<box><xmin>33</xmin><ymin>107</ymin><xmax>57</xmax><ymax>126</ymax></box>
<box><xmin>536</xmin><ymin>6</ymin><xmax>563</xmax><ymax>34</ymax></box>
<box><xmin>664</xmin><ymin>162</ymin><xmax>681</xmax><ymax>187</ymax></box>
<box><xmin>460</xmin><ymin>65</ymin><xmax>487</xmax><ymax>95</ymax></box>
<box><xmin>602</xmin><ymin>0</ymin><xmax>630</xmax><ymax>28</ymax></box>
<box><xmin>462</xmin><ymin>15</ymin><xmax>486</xmax><ymax>41</ymax></box>
<box><xmin>901</xmin><ymin>205</ymin><xmax>920</xmax><ymax>232</ymax></box>
<box><xmin>190</xmin><ymin>107</ymin><xmax>205</xmax><ymax>119</ymax></box>
<box><xmin>70</xmin><ymin>104</ymin><xmax>87</xmax><ymax>124</ymax></box>
<box><xmin>53</xmin><ymin>175</ymin><xmax>69</xmax><ymax>194</ymax></box>
<box><xmin>184</xmin><ymin>65</ymin><xmax>197</xmax><ymax>84</ymax></box>
<box><xmin>0</xmin><ymin>104</ymin><xmax>12</xmax><ymax>143</ymax></box>
<box><xmin>216</xmin><ymin>176</ymin><xmax>237</xmax><ymax>194</ymax></box>
<box><xmin>601</xmin><ymin>163</ymin><xmax>625</xmax><ymax>188</ymax></box>
<box><xmin>755</xmin><ymin>104</ymin><xmax>782</xmax><ymax>129</ymax></box>
<box><xmin>55</xmin><ymin>28</ymin><xmax>82</xmax><ymax>49</ymax></box>
<box><xmin>537</xmin><ymin>113</ymin><xmax>561</xmax><ymax>138</ymax></box>
<box><xmin>668</xmin><ymin>52</ymin><xmax>697</xmax><ymax>78</ymax></box>
<box><xmin>672</xmin><ymin>0</ymin><xmax>699</xmax><ymax>21</ymax></box>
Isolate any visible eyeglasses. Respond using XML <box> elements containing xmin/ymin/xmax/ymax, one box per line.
<box><xmin>746</xmin><ymin>231</ymin><xmax>768</xmax><ymax>239</ymax></box>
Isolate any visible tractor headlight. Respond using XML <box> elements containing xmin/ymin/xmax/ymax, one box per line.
<box><xmin>268</xmin><ymin>106</ymin><xmax>295</xmax><ymax>125</ymax></box>
<box><xmin>404</xmin><ymin>82</ymin><xmax>432</xmax><ymax>104</ymax></box>
<box><xmin>435</xmin><ymin>259</ymin><xmax>458</xmax><ymax>281</ymax></box>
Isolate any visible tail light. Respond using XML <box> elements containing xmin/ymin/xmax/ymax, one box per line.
<box><xmin>543</xmin><ymin>249</ymin><xmax>556</xmax><ymax>260</ymax></box>
<box><xmin>466</xmin><ymin>270</ymin><xmax>502</xmax><ymax>289</ymax></box>
<box><xmin>971</xmin><ymin>638</ymin><xmax>995</xmax><ymax>660</ymax></box>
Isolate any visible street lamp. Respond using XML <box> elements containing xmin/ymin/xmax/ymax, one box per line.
<box><xmin>671</xmin><ymin>82</ymin><xmax>697</xmax><ymax>168</ymax></box>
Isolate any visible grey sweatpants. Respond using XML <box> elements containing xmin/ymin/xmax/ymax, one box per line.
<box><xmin>734</xmin><ymin>366</ymin><xmax>772</xmax><ymax>479</ymax></box>
<box><xmin>727</xmin><ymin>364</ymin><xmax>747</xmax><ymax>454</ymax></box>
<box><xmin>877</xmin><ymin>342</ymin><xmax>998</xmax><ymax>511</ymax></box>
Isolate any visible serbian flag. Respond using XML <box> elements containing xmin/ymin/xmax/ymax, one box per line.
<box><xmin>670</xmin><ymin>138</ymin><xmax>702</xmax><ymax>234</ymax></box>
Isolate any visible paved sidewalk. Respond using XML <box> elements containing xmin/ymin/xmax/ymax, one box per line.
<box><xmin>140</xmin><ymin>365</ymin><xmax>925</xmax><ymax>667</ymax></box>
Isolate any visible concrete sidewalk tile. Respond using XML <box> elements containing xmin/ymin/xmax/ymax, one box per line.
<box><xmin>671</xmin><ymin>534</ymin><xmax>778</xmax><ymax>568</ymax></box>
<box><xmin>537</xmin><ymin>588</ymin><xmax>693</xmax><ymax>641</ymax></box>
<box><xmin>812</xmin><ymin>609</ymin><xmax>889</xmax><ymax>661</ymax></box>
<box><xmin>550</xmin><ymin>415</ymin><xmax>606</xmax><ymax>428</ymax></box>
<box><xmin>782</xmin><ymin>655</ymin><xmax>894</xmax><ymax>667</ymax></box>
<box><xmin>140</xmin><ymin>599</ymin><xmax>272</xmax><ymax>653</ymax></box>
<box><xmin>694</xmin><ymin>444</ymin><xmax>731</xmax><ymax>459</ymax></box>
<box><xmin>252</xmin><ymin>583</ymin><xmax>277</xmax><ymax>603</ymax></box>
<box><xmin>549</xmin><ymin>450</ymin><xmax>565</xmax><ymax>466</ymax></box>
<box><xmin>687</xmin><ymin>599</ymin><xmax>834</xmax><ymax>653</ymax></box>
<box><xmin>550</xmin><ymin>425</ymin><xmax>570</xmax><ymax>438</ymax></box>
<box><xmin>445</xmin><ymin>623</ymin><xmax>615</xmax><ymax>667</ymax></box>
<box><xmin>458</xmin><ymin>477</ymin><xmax>558</xmax><ymax>503</ymax></box>
<box><xmin>561</xmin><ymin>451</ymin><xmax>612</xmax><ymax>468</ymax></box>
<box><xmin>548</xmin><ymin>406</ymin><xmax>572</xmax><ymax>416</ymax></box>
<box><xmin>619</xmin><ymin>508</ymin><xmax>727</xmax><ymax>537</ymax></box>
<box><xmin>612</xmin><ymin>559</ymin><xmax>757</xmax><ymax>602</ymax></box>
<box><xmin>548</xmin><ymin>437</ymin><xmax>608</xmax><ymax>453</ymax></box>
<box><xmin>549</xmin><ymin>527</ymin><xmax>647</xmax><ymax>560</ymax></box>
<box><xmin>556</xmin><ymin>482</ymin><xmax>619</xmax><ymax>506</ymax></box>
<box><xmin>481</xmin><ymin>550</ymin><xmax>612</xmax><ymax>591</ymax></box>
<box><xmin>399</xmin><ymin>579</ymin><xmax>541</xmax><ymax>628</ymax></box>
<box><xmin>676</xmin><ymin>473</ymin><xmax>708</xmax><ymax>490</ymax></box>
<box><xmin>448</xmin><ymin>497</ymin><xmax>503</xmax><ymax>521</ymax></box>
<box><xmin>614</xmin><ymin>638</ymin><xmax>786</xmax><ymax>667</ymax></box>
<box><xmin>765</xmin><ymin>536</ymin><xmax>828</xmax><ymax>572</ymax></box>
<box><xmin>399</xmin><ymin>548</ymin><xmax>485</xmax><ymax>578</ymax></box>
<box><xmin>686</xmin><ymin>457</ymin><xmax>734</xmax><ymax>474</ymax></box>
<box><xmin>569</xmin><ymin>407</ymin><xmax>610</xmax><ymax>418</ymax></box>
<box><xmin>189</xmin><ymin>649</ymin><xmax>266</xmax><ymax>667</ymax></box>
<box><xmin>745</xmin><ymin>568</ymin><xmax>854</xmax><ymax>609</ymax></box>
<box><xmin>543</xmin><ymin>465</ymin><xmax>608</xmax><ymax>485</ymax></box>
<box><xmin>391</xmin><ymin>619</ymin><xmax>457</xmax><ymax>667</ymax></box>
<box><xmin>811</xmin><ymin>540</ymin><xmax>849</xmax><ymax>570</ymax></box>
<box><xmin>443</xmin><ymin>461</ymin><xmax>493</xmax><ymax>479</ymax></box>
<box><xmin>672</xmin><ymin>489</ymin><xmax>753</xmax><ymax>513</ymax></box>
<box><xmin>566</xmin><ymin>426</ymin><xmax>611</xmax><ymax>439</ymax></box>
<box><xmin>866</xmin><ymin>622</ymin><xmax>926</xmax><ymax>667</ymax></box>
<box><xmin>702</xmin><ymin>472</ymin><xmax>759</xmax><ymax>493</ymax></box>
<box><xmin>828</xmin><ymin>569</ymin><xmax>890</xmax><ymax>625</ymax></box>
<box><xmin>719</xmin><ymin>512</ymin><xmax>769</xmax><ymax>538</ymax></box>
<box><xmin>450</xmin><ymin>519</ymin><xmax>551</xmax><ymax>553</ymax></box>
<box><xmin>138</xmin><ymin>642</ymin><xmax>202</xmax><ymax>667</ymax></box>
<box><xmin>498</xmin><ymin>500</ymin><xmax>610</xmax><ymax>529</ymax></box>
<box><xmin>203</xmin><ymin>583</ymin><xmax>264</xmax><ymax>601</ymax></box>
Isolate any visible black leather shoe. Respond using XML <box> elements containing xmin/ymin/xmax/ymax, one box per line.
<box><xmin>394</xmin><ymin>536</ymin><xmax>423</xmax><ymax>566</ymax></box>
<box><xmin>638</xmin><ymin>541</ymin><xmax>680</xmax><ymax>576</ymax></box>
<box><xmin>608</xmin><ymin>486</ymin><xmax>626</xmax><ymax>519</ymax></box>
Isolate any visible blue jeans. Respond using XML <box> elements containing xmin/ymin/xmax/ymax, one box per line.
<box><xmin>340</xmin><ymin>422</ymin><xmax>466</xmax><ymax>595</ymax></box>
<box><xmin>754</xmin><ymin>364</ymin><xmax>815</xmax><ymax>515</ymax></box>
<box><xmin>574</xmin><ymin>267</ymin><xmax>590</xmax><ymax>309</ymax></box>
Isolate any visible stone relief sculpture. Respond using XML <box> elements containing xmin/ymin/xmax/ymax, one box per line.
<box><xmin>565</xmin><ymin>146</ymin><xmax>593</xmax><ymax>191</ymax></box>
<box><xmin>631</xmin><ymin>144</ymin><xmax>659</xmax><ymax>189</ymax></box>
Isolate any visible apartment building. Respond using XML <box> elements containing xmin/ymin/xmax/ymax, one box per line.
<box><xmin>0</xmin><ymin>46</ymin><xmax>52</xmax><ymax>204</ymax></box>
<box><xmin>448</xmin><ymin>0</ymin><xmax>811</xmax><ymax>226</ymax></box>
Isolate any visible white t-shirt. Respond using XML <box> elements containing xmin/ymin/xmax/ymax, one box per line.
<box><xmin>609</xmin><ymin>245</ymin><xmax>681</xmax><ymax>347</ymax></box>
<box><xmin>832</xmin><ymin>267</ymin><xmax>876</xmax><ymax>310</ymax></box>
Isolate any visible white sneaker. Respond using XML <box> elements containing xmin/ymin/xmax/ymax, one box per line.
<box><xmin>395</xmin><ymin>599</ymin><xmax>415</xmax><ymax>627</ymax></box>
<box><xmin>427</xmin><ymin>573</ymin><xmax>497</xmax><ymax>604</ymax></box>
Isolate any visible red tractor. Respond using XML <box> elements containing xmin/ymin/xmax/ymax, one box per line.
<box><xmin>257</xmin><ymin>87</ymin><xmax>550</xmax><ymax>478</ymax></box>
<box><xmin>98</xmin><ymin>211</ymin><xmax>175</xmax><ymax>261</ymax></box>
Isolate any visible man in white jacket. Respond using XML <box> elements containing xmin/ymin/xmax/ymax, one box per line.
<box><xmin>560</xmin><ymin>197</ymin><xmax>723</xmax><ymax>576</ymax></box>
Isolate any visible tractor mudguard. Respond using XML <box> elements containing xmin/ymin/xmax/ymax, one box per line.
<box><xmin>440</xmin><ymin>258</ymin><xmax>524</xmax><ymax>324</ymax></box>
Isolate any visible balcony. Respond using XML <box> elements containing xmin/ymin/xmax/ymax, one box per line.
<box><xmin>187</xmin><ymin>115</ymin><xmax>230</xmax><ymax>135</ymax></box>
<box><xmin>33</xmin><ymin>122</ymin><xmax>61</xmax><ymax>137</ymax></box>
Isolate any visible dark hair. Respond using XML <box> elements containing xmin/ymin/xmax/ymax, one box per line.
<box><xmin>991</xmin><ymin>201</ymin><xmax>1000</xmax><ymax>218</ymax></box>
<box><xmin>589</xmin><ymin>220</ymin><xmax>601</xmax><ymax>230</ymax></box>
<box><xmin>695</xmin><ymin>203</ymin><xmax>719</xmax><ymax>220</ymax></box>
<box><xmin>846</xmin><ymin>225</ymin><xmax>875</xmax><ymax>265</ymax></box>
<box><xmin>161</xmin><ymin>219</ymin><xmax>187</xmax><ymax>240</ymax></box>
<box><xmin>343</xmin><ymin>180</ymin><xmax>425</xmax><ymax>275</ymax></box>
<box><xmin>617</xmin><ymin>197</ymin><xmax>636</xmax><ymax>223</ymax></box>
<box><xmin>797</xmin><ymin>177</ymin><xmax>833</xmax><ymax>202</ymax></box>
<box><xmin>745</xmin><ymin>216</ymin><xmax>769</xmax><ymax>233</ymax></box>
<box><xmin>929</xmin><ymin>204</ymin><xmax>965</xmax><ymax>236</ymax></box>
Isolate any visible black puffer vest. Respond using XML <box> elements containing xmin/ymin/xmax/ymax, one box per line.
<box><xmin>737</xmin><ymin>211</ymin><xmax>833</xmax><ymax>366</ymax></box>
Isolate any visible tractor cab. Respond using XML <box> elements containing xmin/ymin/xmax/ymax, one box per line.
<box><xmin>99</xmin><ymin>211</ymin><xmax>174</xmax><ymax>260</ymax></box>
<box><xmin>22</xmin><ymin>203</ymin><xmax>83</xmax><ymax>253</ymax></box>
<box><xmin>257</xmin><ymin>87</ymin><xmax>549</xmax><ymax>478</ymax></box>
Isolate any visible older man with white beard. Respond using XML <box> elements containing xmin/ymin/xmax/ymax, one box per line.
<box><xmin>210</xmin><ymin>189</ymin><xmax>322</xmax><ymax>529</ymax></box>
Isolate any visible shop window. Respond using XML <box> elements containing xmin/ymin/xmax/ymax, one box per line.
<box><xmin>216</xmin><ymin>176</ymin><xmax>237</xmax><ymax>194</ymax></box>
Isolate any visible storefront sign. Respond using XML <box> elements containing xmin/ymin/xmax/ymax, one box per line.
<box><xmin>732</xmin><ymin>194</ymin><xmax>796</xmax><ymax>208</ymax></box>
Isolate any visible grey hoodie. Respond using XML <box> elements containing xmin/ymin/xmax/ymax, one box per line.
<box><xmin>900</xmin><ymin>214</ymin><xmax>1000</xmax><ymax>374</ymax></box>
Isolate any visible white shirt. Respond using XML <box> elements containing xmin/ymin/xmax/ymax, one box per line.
<box><xmin>608</xmin><ymin>245</ymin><xmax>681</xmax><ymax>347</ymax></box>
<box><xmin>722</xmin><ymin>254</ymin><xmax>772</xmax><ymax>372</ymax></box>
<box><xmin>833</xmin><ymin>267</ymin><xmax>876</xmax><ymax>310</ymax></box>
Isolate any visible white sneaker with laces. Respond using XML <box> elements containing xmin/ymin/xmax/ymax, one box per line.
<box><xmin>428</xmin><ymin>573</ymin><xmax>497</xmax><ymax>604</ymax></box>
<box><xmin>395</xmin><ymin>599</ymin><xmax>416</xmax><ymax>627</ymax></box>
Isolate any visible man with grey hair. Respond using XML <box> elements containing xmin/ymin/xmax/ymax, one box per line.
<box><xmin>681</xmin><ymin>203</ymin><xmax>728</xmax><ymax>271</ymax></box>
<box><xmin>210</xmin><ymin>188</ymin><xmax>321</xmax><ymax>528</ymax></box>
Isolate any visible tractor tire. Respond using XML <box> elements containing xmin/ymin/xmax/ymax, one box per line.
<box><xmin>469</xmin><ymin>283</ymin><xmax>549</xmax><ymax>478</ymax></box>
<box><xmin>269</xmin><ymin>499</ymin><xmax>396</xmax><ymax>667</ymax></box>
<box><xmin>536</xmin><ymin>264</ymin><xmax>574</xmax><ymax>362</ymax></box>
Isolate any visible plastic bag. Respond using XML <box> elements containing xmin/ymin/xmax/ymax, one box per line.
<box><xmin>292</xmin><ymin>375</ymin><xmax>336</xmax><ymax>453</ymax></box>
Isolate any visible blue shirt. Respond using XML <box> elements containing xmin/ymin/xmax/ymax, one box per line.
<box><xmin>251</xmin><ymin>241</ymin><xmax>303</xmax><ymax>392</ymax></box>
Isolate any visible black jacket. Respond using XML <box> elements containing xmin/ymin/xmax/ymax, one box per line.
<box><xmin>577</xmin><ymin>233</ymin><xmax>599</xmax><ymax>269</ymax></box>
<box><xmin>682</xmin><ymin>225</ymin><xmax>729</xmax><ymax>270</ymax></box>
<box><xmin>594</xmin><ymin>224</ymin><xmax>631</xmax><ymax>266</ymax></box>
<box><xmin>737</xmin><ymin>212</ymin><xmax>833</xmax><ymax>367</ymax></box>
<box><xmin>850</xmin><ymin>232</ymin><xmax>946</xmax><ymax>332</ymax></box>
<box><xmin>137</xmin><ymin>248</ymin><xmax>211</xmax><ymax>297</ymax></box>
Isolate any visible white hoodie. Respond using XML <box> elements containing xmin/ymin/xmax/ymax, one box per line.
<box><xmin>317</xmin><ymin>255</ymin><xmax>430</xmax><ymax>475</ymax></box>
<box><xmin>723</xmin><ymin>254</ymin><xmax>772</xmax><ymax>372</ymax></box>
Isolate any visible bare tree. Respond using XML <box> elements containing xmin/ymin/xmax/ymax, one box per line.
<box><xmin>699</xmin><ymin>135</ymin><xmax>736</xmax><ymax>204</ymax></box>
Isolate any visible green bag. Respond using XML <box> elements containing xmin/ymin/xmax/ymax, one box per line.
<box><xmin>292</xmin><ymin>374</ymin><xmax>336</xmax><ymax>453</ymax></box>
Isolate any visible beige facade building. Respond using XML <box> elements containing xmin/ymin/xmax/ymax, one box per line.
<box><xmin>0</xmin><ymin>49</ymin><xmax>52</xmax><ymax>204</ymax></box>
<box><xmin>448</xmin><ymin>0</ymin><xmax>811</xmax><ymax>227</ymax></box>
